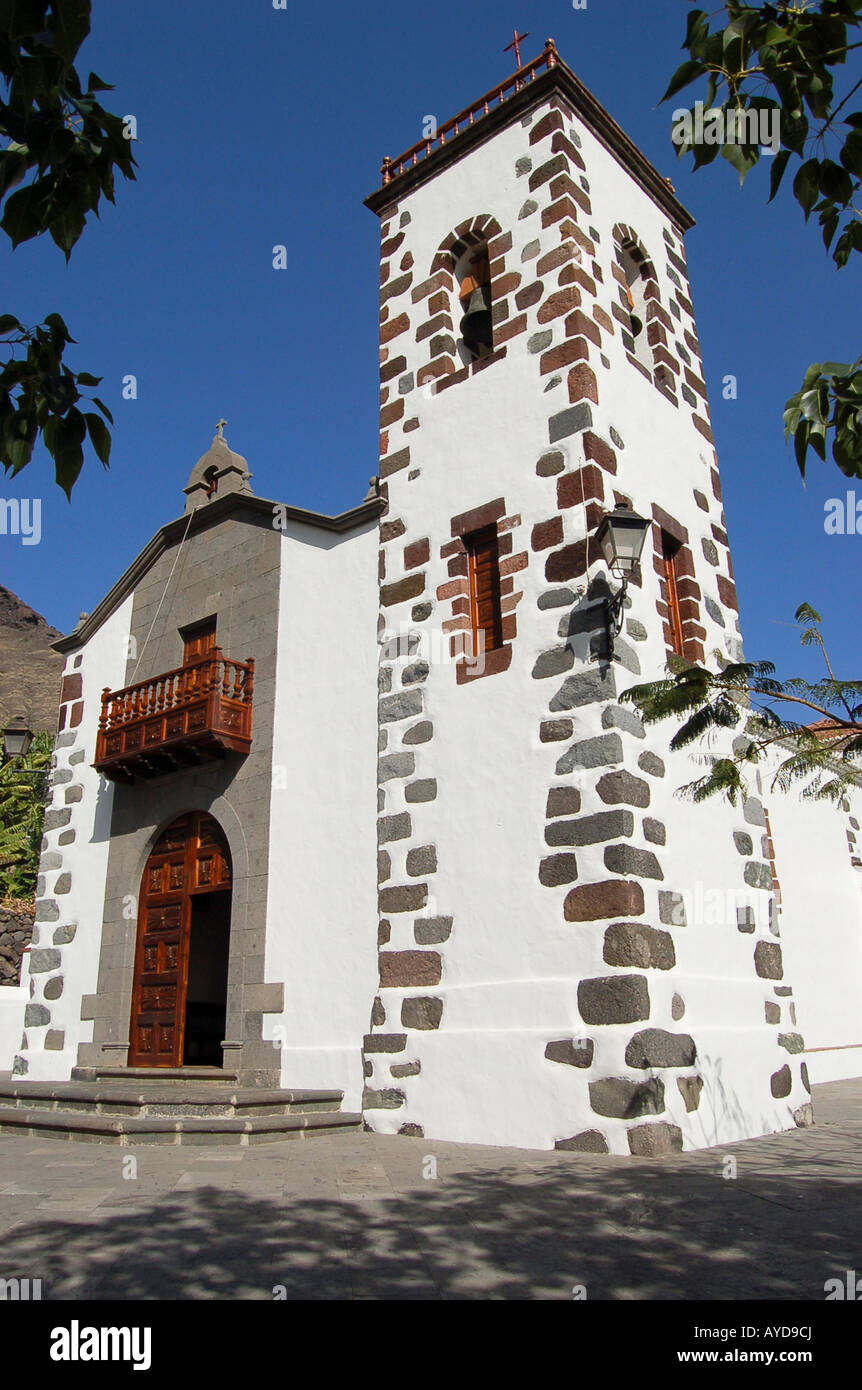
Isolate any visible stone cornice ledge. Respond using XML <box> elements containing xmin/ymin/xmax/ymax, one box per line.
<box><xmin>364</xmin><ymin>60</ymin><xmax>695</xmax><ymax>234</ymax></box>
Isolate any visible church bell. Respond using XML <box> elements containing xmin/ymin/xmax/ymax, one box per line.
<box><xmin>459</xmin><ymin>283</ymin><xmax>492</xmax><ymax>356</ymax></box>
<box><xmin>458</xmin><ymin>254</ymin><xmax>492</xmax><ymax>357</ymax></box>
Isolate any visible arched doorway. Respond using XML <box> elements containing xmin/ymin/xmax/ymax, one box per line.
<box><xmin>128</xmin><ymin>811</ymin><xmax>232</xmax><ymax>1068</ymax></box>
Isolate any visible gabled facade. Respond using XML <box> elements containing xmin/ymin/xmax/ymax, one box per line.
<box><xmin>4</xmin><ymin>41</ymin><xmax>861</xmax><ymax>1154</ymax></box>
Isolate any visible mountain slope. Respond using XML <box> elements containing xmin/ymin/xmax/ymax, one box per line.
<box><xmin>0</xmin><ymin>586</ymin><xmax>65</xmax><ymax>734</ymax></box>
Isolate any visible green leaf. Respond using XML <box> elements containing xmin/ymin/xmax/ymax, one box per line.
<box><xmin>721</xmin><ymin>140</ymin><xmax>759</xmax><ymax>185</ymax></box>
<box><xmin>0</xmin><ymin>314</ymin><xmax>22</xmax><ymax>335</ymax></box>
<box><xmin>792</xmin><ymin>159</ymin><xmax>821</xmax><ymax>218</ymax></box>
<box><xmin>92</xmin><ymin>396</ymin><xmax>114</xmax><ymax>425</ymax></box>
<box><xmin>661</xmin><ymin>59</ymin><xmax>705</xmax><ymax>103</ymax></box>
<box><xmin>0</xmin><ymin>182</ymin><xmax>47</xmax><ymax>248</ymax></box>
<box><xmin>48</xmin><ymin>202</ymin><xmax>87</xmax><ymax>259</ymax></box>
<box><xmin>84</xmin><ymin>411</ymin><xmax>111</xmax><ymax>466</ymax></box>
<box><xmin>767</xmin><ymin>148</ymin><xmax>792</xmax><ymax>202</ymax></box>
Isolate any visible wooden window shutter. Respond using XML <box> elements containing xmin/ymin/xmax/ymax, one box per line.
<box><xmin>661</xmin><ymin>532</ymin><xmax>685</xmax><ymax>657</ymax></box>
<box><xmin>181</xmin><ymin>618</ymin><xmax>217</xmax><ymax>665</ymax></box>
<box><xmin>466</xmin><ymin>526</ymin><xmax>503</xmax><ymax>655</ymax></box>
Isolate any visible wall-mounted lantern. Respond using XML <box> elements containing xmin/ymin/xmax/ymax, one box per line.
<box><xmin>2</xmin><ymin>719</ymin><xmax>33</xmax><ymax>761</ymax></box>
<box><xmin>595</xmin><ymin>504</ymin><xmax>650</xmax><ymax>657</ymax></box>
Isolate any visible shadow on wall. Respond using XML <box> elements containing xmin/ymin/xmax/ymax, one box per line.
<box><xmin>685</xmin><ymin>1053</ymin><xmax>810</xmax><ymax>1153</ymax></box>
<box><xmin>0</xmin><ymin>1139</ymin><xmax>854</xmax><ymax>1299</ymax></box>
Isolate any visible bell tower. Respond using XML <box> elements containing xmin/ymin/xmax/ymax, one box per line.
<box><xmin>362</xmin><ymin>39</ymin><xmax>811</xmax><ymax>1154</ymax></box>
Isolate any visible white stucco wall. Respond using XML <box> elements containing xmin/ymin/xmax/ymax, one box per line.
<box><xmin>264</xmin><ymin>519</ymin><xmax>379</xmax><ymax>1111</ymax></box>
<box><xmin>13</xmin><ymin>595</ymin><xmax>134</xmax><ymax>1081</ymax></box>
<box><xmin>767</xmin><ymin>767</ymin><xmax>862</xmax><ymax>1083</ymax></box>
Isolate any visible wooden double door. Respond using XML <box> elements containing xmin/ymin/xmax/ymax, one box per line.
<box><xmin>128</xmin><ymin>811</ymin><xmax>232</xmax><ymax>1067</ymax></box>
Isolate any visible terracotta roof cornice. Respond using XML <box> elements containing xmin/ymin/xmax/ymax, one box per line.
<box><xmin>364</xmin><ymin>48</ymin><xmax>694</xmax><ymax>234</ymax></box>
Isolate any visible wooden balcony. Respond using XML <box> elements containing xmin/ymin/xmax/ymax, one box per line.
<box><xmin>94</xmin><ymin>653</ymin><xmax>254</xmax><ymax>784</ymax></box>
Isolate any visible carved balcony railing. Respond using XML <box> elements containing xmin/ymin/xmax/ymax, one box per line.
<box><xmin>94</xmin><ymin>652</ymin><xmax>254</xmax><ymax>784</ymax></box>
<box><xmin>380</xmin><ymin>38</ymin><xmax>558</xmax><ymax>186</ymax></box>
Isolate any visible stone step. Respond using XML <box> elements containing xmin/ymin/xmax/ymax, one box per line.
<box><xmin>71</xmin><ymin>1066</ymin><xmax>241</xmax><ymax>1084</ymax></box>
<box><xmin>0</xmin><ymin>1106</ymin><xmax>363</xmax><ymax>1147</ymax></box>
<box><xmin>0</xmin><ymin>1080</ymin><xmax>344</xmax><ymax>1120</ymax></box>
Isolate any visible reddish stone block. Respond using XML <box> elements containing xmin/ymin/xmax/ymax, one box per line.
<box><xmin>380</xmin><ymin>447</ymin><xmax>411</xmax><ymax>480</ymax></box>
<box><xmin>456</xmin><ymin>644</ymin><xmax>513</xmax><ymax>684</ymax></box>
<box><xmin>381</xmin><ymin>313</ymin><xmax>410</xmax><ymax>344</ymax></box>
<box><xmin>557</xmin><ymin>465</ymin><xmax>605</xmax><ymax>510</ymax></box>
<box><xmin>564</xmin><ymin>880</ymin><xmax>646</xmax><ymax>921</ymax></box>
<box><xmin>538</xmin><ymin>287</ymin><xmax>580</xmax><ymax>324</ymax></box>
<box><xmin>69</xmin><ymin>701</ymin><xmax>84</xmax><ymax>729</ymax></box>
<box><xmin>537</xmin><ymin>244</ymin><xmax>577</xmax><ymax>276</ymax></box>
<box><xmin>540</xmin><ymin>339</ymin><xmax>590</xmax><ymax>375</ymax></box>
<box><xmin>416</xmin><ymin>358</ymin><xmax>455</xmax><ymax>387</ymax></box>
<box><xmin>487</xmin><ymin>230</ymin><xmax>513</xmax><ymax>258</ymax></box>
<box><xmin>582</xmin><ymin>432</ymin><xmax>617</xmax><ymax>473</ymax></box>
<box><xmin>491</xmin><ymin>272</ymin><xmax>522</xmax><ymax>302</ymax></box>
<box><xmin>404</xmin><ymin>538</ymin><xmax>430</xmax><ymax>570</ymax></box>
<box><xmin>545</xmin><ymin>539</ymin><xmax>588</xmax><ymax>583</ymax></box>
<box><xmin>380</xmin><ymin>355</ymin><xmax>407</xmax><ymax>383</ymax></box>
<box><xmin>495</xmin><ymin>313</ymin><xmax>527</xmax><ymax>344</ymax></box>
<box><xmin>717</xmin><ymin>576</ymin><xmax>739</xmax><ymax>612</ymax></box>
<box><xmin>451</xmin><ymin>497</ymin><xmax>506</xmax><ymax>537</ymax></box>
<box><xmin>652</xmin><ymin>504</ymin><xmax>688</xmax><ymax>545</ymax></box>
<box><xmin>515</xmin><ymin>281</ymin><xmax>543</xmax><ymax>311</ymax></box>
<box><xmin>568</xmin><ymin>364</ymin><xmax>598</xmax><ymax>404</ymax></box>
<box><xmin>499</xmin><ymin>552</ymin><xmax>528</xmax><ymax>578</ymax></box>
<box><xmin>542</xmin><ymin>196</ymin><xmax>580</xmax><ymax>230</ymax></box>
<box><xmin>416</xmin><ymin>313</ymin><xmax>453</xmax><ymax>343</ymax></box>
<box><xmin>380</xmin><ymin>399</ymin><xmax>405</xmax><ymax>428</ymax></box>
<box><xmin>60</xmin><ymin>674</ymin><xmax>82</xmax><ymax>704</ymax></box>
<box><xmin>379</xmin><ymin>951</ymin><xmax>442</xmax><ymax>988</ymax></box>
<box><xmin>532</xmin><ymin>517</ymin><xmax>564</xmax><ymax>551</ymax></box>
<box><xmin>528</xmin><ymin>109</ymin><xmax>565</xmax><ymax>145</ymax></box>
<box><xmin>564</xmin><ymin>310</ymin><xmax>601</xmax><ymax>346</ymax></box>
<box><xmin>411</xmin><ymin>270</ymin><xmax>453</xmax><ymax>303</ymax></box>
<box><xmin>381</xmin><ymin>574</ymin><xmax>425</xmax><ymax>607</ymax></box>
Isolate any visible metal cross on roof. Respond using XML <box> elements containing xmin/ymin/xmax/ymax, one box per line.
<box><xmin>504</xmin><ymin>28</ymin><xmax>530</xmax><ymax>69</ymax></box>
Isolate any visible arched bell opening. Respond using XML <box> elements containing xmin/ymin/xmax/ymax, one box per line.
<box><xmin>613</xmin><ymin>230</ymin><xmax>659</xmax><ymax>379</ymax></box>
<box><xmin>618</xmin><ymin>243</ymin><xmax>652</xmax><ymax>372</ymax></box>
<box><xmin>128</xmin><ymin>810</ymin><xmax>232</xmax><ymax>1068</ymax></box>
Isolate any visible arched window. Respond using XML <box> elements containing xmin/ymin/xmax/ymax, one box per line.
<box><xmin>618</xmin><ymin>244</ymin><xmax>651</xmax><ymax>374</ymax></box>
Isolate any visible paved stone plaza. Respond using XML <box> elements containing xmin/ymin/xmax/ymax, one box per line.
<box><xmin>0</xmin><ymin>1079</ymin><xmax>859</xmax><ymax>1300</ymax></box>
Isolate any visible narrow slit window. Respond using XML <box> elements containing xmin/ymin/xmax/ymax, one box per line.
<box><xmin>466</xmin><ymin>526</ymin><xmax>503</xmax><ymax>656</ymax></box>
<box><xmin>661</xmin><ymin>532</ymin><xmax>685</xmax><ymax>657</ymax></box>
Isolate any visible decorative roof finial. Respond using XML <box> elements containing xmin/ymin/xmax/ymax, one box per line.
<box><xmin>216</xmin><ymin>417</ymin><xmax>227</xmax><ymax>440</ymax></box>
<box><xmin>504</xmin><ymin>27</ymin><xmax>530</xmax><ymax>69</ymax></box>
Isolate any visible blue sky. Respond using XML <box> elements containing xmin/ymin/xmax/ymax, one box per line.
<box><xmin>2</xmin><ymin>0</ymin><xmax>859</xmax><ymax>684</ymax></box>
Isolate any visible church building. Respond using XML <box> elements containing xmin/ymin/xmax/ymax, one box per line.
<box><xmin>2</xmin><ymin>39</ymin><xmax>860</xmax><ymax>1154</ymax></box>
